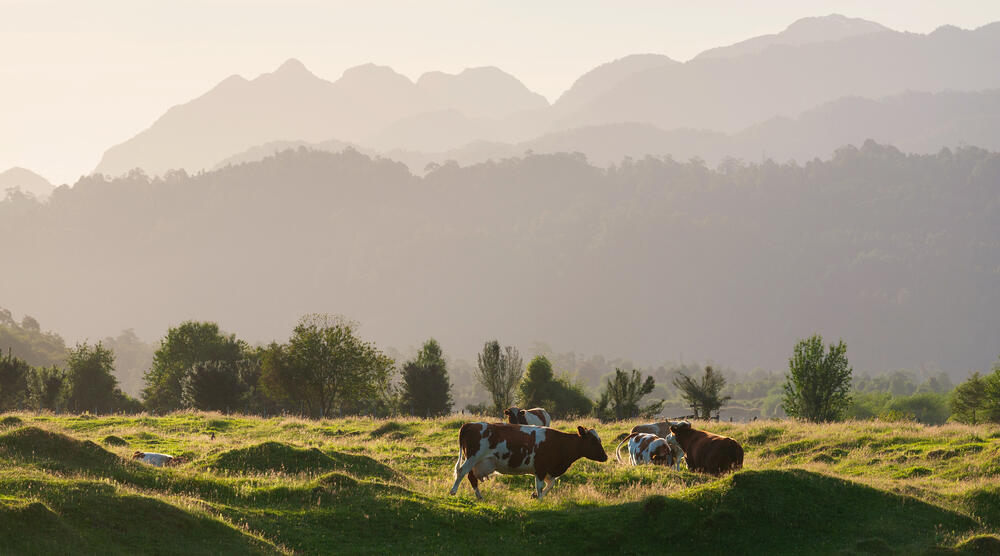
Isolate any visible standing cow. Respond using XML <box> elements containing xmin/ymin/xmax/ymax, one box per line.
<box><xmin>503</xmin><ymin>406</ymin><xmax>552</xmax><ymax>427</ymax></box>
<box><xmin>449</xmin><ymin>422</ymin><xmax>607</xmax><ymax>500</ymax></box>
<box><xmin>669</xmin><ymin>421</ymin><xmax>743</xmax><ymax>475</ymax></box>
<box><xmin>615</xmin><ymin>432</ymin><xmax>685</xmax><ymax>470</ymax></box>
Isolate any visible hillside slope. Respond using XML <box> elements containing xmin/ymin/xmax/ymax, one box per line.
<box><xmin>0</xmin><ymin>413</ymin><xmax>997</xmax><ymax>553</ymax></box>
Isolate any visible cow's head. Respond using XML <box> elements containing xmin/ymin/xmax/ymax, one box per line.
<box><xmin>131</xmin><ymin>451</ymin><xmax>144</xmax><ymax>460</ymax></box>
<box><xmin>650</xmin><ymin>444</ymin><xmax>673</xmax><ymax>466</ymax></box>
<box><xmin>503</xmin><ymin>407</ymin><xmax>521</xmax><ymax>424</ymax></box>
<box><xmin>577</xmin><ymin>426</ymin><xmax>608</xmax><ymax>462</ymax></box>
<box><xmin>669</xmin><ymin>421</ymin><xmax>692</xmax><ymax>436</ymax></box>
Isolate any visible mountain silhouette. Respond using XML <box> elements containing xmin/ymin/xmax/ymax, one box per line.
<box><xmin>416</xmin><ymin>66</ymin><xmax>549</xmax><ymax>119</ymax></box>
<box><xmin>93</xmin><ymin>59</ymin><xmax>545</xmax><ymax>177</ymax></box>
<box><xmin>553</xmin><ymin>54</ymin><xmax>679</xmax><ymax>114</ymax></box>
<box><xmin>0</xmin><ymin>167</ymin><xmax>54</xmax><ymax>199</ymax></box>
<box><xmin>694</xmin><ymin>14</ymin><xmax>890</xmax><ymax>61</ymax></box>
<box><xmin>217</xmin><ymin>88</ymin><xmax>1000</xmax><ymax>174</ymax></box>
<box><xmin>93</xmin><ymin>17</ymin><xmax>1000</xmax><ymax>179</ymax></box>
<box><xmin>558</xmin><ymin>22</ymin><xmax>1000</xmax><ymax>133</ymax></box>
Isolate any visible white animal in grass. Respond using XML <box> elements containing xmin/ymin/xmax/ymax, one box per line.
<box><xmin>132</xmin><ymin>451</ymin><xmax>184</xmax><ymax>467</ymax></box>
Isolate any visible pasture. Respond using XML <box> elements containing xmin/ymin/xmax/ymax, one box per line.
<box><xmin>0</xmin><ymin>412</ymin><xmax>998</xmax><ymax>554</ymax></box>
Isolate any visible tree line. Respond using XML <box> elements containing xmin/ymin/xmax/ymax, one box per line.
<box><xmin>2</xmin><ymin>310</ymin><xmax>998</xmax><ymax>425</ymax></box>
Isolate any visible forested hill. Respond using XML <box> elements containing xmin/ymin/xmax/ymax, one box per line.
<box><xmin>2</xmin><ymin>143</ymin><xmax>997</xmax><ymax>375</ymax></box>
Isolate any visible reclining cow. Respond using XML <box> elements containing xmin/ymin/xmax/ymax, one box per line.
<box><xmin>615</xmin><ymin>432</ymin><xmax>685</xmax><ymax>470</ymax></box>
<box><xmin>449</xmin><ymin>422</ymin><xmax>607</xmax><ymax>500</ymax></box>
<box><xmin>132</xmin><ymin>451</ymin><xmax>183</xmax><ymax>467</ymax></box>
<box><xmin>623</xmin><ymin>419</ymin><xmax>689</xmax><ymax>440</ymax></box>
<box><xmin>503</xmin><ymin>406</ymin><xmax>552</xmax><ymax>427</ymax></box>
<box><xmin>669</xmin><ymin>421</ymin><xmax>743</xmax><ymax>475</ymax></box>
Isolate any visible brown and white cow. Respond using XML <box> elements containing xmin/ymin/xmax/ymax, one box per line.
<box><xmin>449</xmin><ymin>422</ymin><xmax>607</xmax><ymax>500</ymax></box>
<box><xmin>626</xmin><ymin>420</ymin><xmax>687</xmax><ymax>439</ymax></box>
<box><xmin>503</xmin><ymin>406</ymin><xmax>552</xmax><ymax>427</ymax></box>
<box><xmin>669</xmin><ymin>421</ymin><xmax>743</xmax><ymax>475</ymax></box>
<box><xmin>615</xmin><ymin>432</ymin><xmax>685</xmax><ymax>470</ymax></box>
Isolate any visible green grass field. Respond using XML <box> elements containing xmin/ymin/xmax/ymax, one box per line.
<box><xmin>0</xmin><ymin>412</ymin><xmax>998</xmax><ymax>555</ymax></box>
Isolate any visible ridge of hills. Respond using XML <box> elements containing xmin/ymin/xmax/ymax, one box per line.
<box><xmin>92</xmin><ymin>15</ymin><xmax>1000</xmax><ymax>180</ymax></box>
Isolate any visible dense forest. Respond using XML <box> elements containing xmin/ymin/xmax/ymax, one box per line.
<box><xmin>2</xmin><ymin>143</ymin><xmax>998</xmax><ymax>379</ymax></box>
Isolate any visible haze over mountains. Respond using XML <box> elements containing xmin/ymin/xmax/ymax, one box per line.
<box><xmin>93</xmin><ymin>15</ymin><xmax>1000</xmax><ymax>179</ymax></box>
<box><xmin>5</xmin><ymin>13</ymin><xmax>1000</xmax><ymax>380</ymax></box>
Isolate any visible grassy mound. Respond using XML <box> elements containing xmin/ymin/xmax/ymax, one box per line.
<box><xmin>1</xmin><ymin>482</ymin><xmax>274</xmax><ymax>554</ymax></box>
<box><xmin>0</xmin><ymin>497</ymin><xmax>82</xmax><ymax>553</ymax></box>
<box><xmin>671</xmin><ymin>469</ymin><xmax>976</xmax><ymax>554</ymax></box>
<box><xmin>203</xmin><ymin>441</ymin><xmax>398</xmax><ymax>479</ymax></box>
<box><xmin>953</xmin><ymin>535</ymin><xmax>1000</xmax><ymax>554</ymax></box>
<box><xmin>0</xmin><ymin>426</ymin><xmax>125</xmax><ymax>473</ymax></box>
<box><xmin>102</xmin><ymin>434</ymin><xmax>128</xmax><ymax>447</ymax></box>
<box><xmin>0</xmin><ymin>415</ymin><xmax>23</xmax><ymax>428</ymax></box>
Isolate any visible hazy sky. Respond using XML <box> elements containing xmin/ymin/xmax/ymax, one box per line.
<box><xmin>3</xmin><ymin>0</ymin><xmax>1000</xmax><ymax>185</ymax></box>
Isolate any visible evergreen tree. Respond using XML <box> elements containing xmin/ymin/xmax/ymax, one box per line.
<box><xmin>400</xmin><ymin>339</ymin><xmax>453</xmax><ymax>417</ymax></box>
<box><xmin>0</xmin><ymin>349</ymin><xmax>31</xmax><ymax>410</ymax></box>
<box><xmin>951</xmin><ymin>372</ymin><xmax>989</xmax><ymax>425</ymax></box>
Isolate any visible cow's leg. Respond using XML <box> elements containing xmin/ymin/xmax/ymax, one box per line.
<box><xmin>540</xmin><ymin>475</ymin><xmax>558</xmax><ymax>498</ymax></box>
<box><xmin>466</xmin><ymin>471</ymin><xmax>483</xmax><ymax>500</ymax></box>
<box><xmin>533</xmin><ymin>475</ymin><xmax>546</xmax><ymax>499</ymax></box>
<box><xmin>450</xmin><ymin>456</ymin><xmax>479</xmax><ymax>495</ymax></box>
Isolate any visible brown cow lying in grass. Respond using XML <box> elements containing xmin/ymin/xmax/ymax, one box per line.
<box><xmin>669</xmin><ymin>421</ymin><xmax>743</xmax><ymax>475</ymax></box>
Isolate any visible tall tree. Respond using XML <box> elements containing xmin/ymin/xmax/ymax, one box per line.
<box><xmin>142</xmin><ymin>321</ymin><xmax>245</xmax><ymax>412</ymax></box>
<box><xmin>64</xmin><ymin>342</ymin><xmax>120</xmax><ymax>413</ymax></box>
<box><xmin>519</xmin><ymin>355</ymin><xmax>593</xmax><ymax>418</ymax></box>
<box><xmin>0</xmin><ymin>348</ymin><xmax>31</xmax><ymax>410</ymax></box>
<box><xmin>259</xmin><ymin>314</ymin><xmax>393</xmax><ymax>418</ymax></box>
<box><xmin>400</xmin><ymin>339</ymin><xmax>453</xmax><ymax>417</ymax></box>
<box><xmin>27</xmin><ymin>366</ymin><xmax>67</xmax><ymax>411</ymax></box>
<box><xmin>782</xmin><ymin>334</ymin><xmax>853</xmax><ymax>422</ymax></box>
<box><xmin>474</xmin><ymin>340</ymin><xmax>524</xmax><ymax>414</ymax></box>
<box><xmin>180</xmin><ymin>360</ymin><xmax>250</xmax><ymax>413</ymax></box>
<box><xmin>673</xmin><ymin>365</ymin><xmax>732</xmax><ymax>419</ymax></box>
<box><xmin>594</xmin><ymin>368</ymin><xmax>663</xmax><ymax>422</ymax></box>
<box><xmin>950</xmin><ymin>372</ymin><xmax>989</xmax><ymax>425</ymax></box>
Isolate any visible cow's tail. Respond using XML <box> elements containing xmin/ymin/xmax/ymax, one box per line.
<box><xmin>615</xmin><ymin>433</ymin><xmax>638</xmax><ymax>463</ymax></box>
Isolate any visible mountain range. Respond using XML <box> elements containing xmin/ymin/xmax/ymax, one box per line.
<box><xmin>92</xmin><ymin>15</ymin><xmax>1000</xmax><ymax>179</ymax></box>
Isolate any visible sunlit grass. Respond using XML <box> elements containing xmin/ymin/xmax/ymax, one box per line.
<box><xmin>0</xmin><ymin>411</ymin><xmax>997</xmax><ymax>553</ymax></box>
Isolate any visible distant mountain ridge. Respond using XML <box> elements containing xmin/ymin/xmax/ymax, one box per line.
<box><xmin>0</xmin><ymin>167</ymin><xmax>54</xmax><ymax>198</ymax></box>
<box><xmin>94</xmin><ymin>59</ymin><xmax>550</xmax><ymax>177</ymax></box>
<box><xmin>217</xmin><ymin>88</ymin><xmax>1000</xmax><ymax>174</ymax></box>
<box><xmin>693</xmin><ymin>14</ymin><xmax>890</xmax><ymax>61</ymax></box>
<box><xmin>93</xmin><ymin>15</ymin><xmax>1000</xmax><ymax>179</ymax></box>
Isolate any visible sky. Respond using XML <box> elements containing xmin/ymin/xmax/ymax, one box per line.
<box><xmin>3</xmin><ymin>0</ymin><xmax>1000</xmax><ymax>185</ymax></box>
